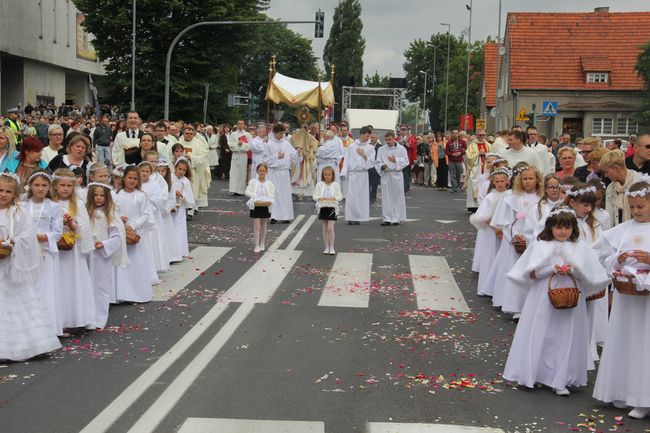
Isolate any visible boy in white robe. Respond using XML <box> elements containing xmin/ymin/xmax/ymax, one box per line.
<box><xmin>341</xmin><ymin>126</ymin><xmax>375</xmax><ymax>225</ymax></box>
<box><xmin>228</xmin><ymin>120</ymin><xmax>253</xmax><ymax>195</ymax></box>
<box><xmin>263</xmin><ymin>123</ymin><xmax>302</xmax><ymax>223</ymax></box>
<box><xmin>375</xmin><ymin>131</ymin><xmax>408</xmax><ymax>225</ymax></box>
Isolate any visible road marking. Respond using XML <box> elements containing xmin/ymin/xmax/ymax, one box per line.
<box><xmin>345</xmin><ymin>217</ymin><xmax>421</xmax><ymax>222</ymax></box>
<box><xmin>434</xmin><ymin>219</ymin><xmax>458</xmax><ymax>224</ymax></box>
<box><xmin>153</xmin><ymin>246</ymin><xmax>231</xmax><ymax>301</ymax></box>
<box><xmin>367</xmin><ymin>422</ymin><xmax>505</xmax><ymax>432</ymax></box>
<box><xmin>269</xmin><ymin>214</ymin><xmax>305</xmax><ymax>250</ymax></box>
<box><xmin>222</xmin><ymin>250</ymin><xmax>301</xmax><ymax>303</ymax></box>
<box><xmin>409</xmin><ymin>255</ymin><xmax>470</xmax><ymax>313</ymax></box>
<box><xmin>127</xmin><ymin>303</ymin><xmax>256</xmax><ymax>433</ymax></box>
<box><xmin>79</xmin><ymin>302</ymin><xmax>231</xmax><ymax>433</ymax></box>
<box><xmin>178</xmin><ymin>418</ymin><xmax>325</xmax><ymax>433</ymax></box>
<box><xmin>318</xmin><ymin>252</ymin><xmax>373</xmax><ymax>308</ymax></box>
<box><xmin>286</xmin><ymin>214</ymin><xmax>317</xmax><ymax>251</ymax></box>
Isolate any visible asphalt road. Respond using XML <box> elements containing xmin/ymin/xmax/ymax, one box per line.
<box><xmin>0</xmin><ymin>179</ymin><xmax>646</xmax><ymax>433</ymax></box>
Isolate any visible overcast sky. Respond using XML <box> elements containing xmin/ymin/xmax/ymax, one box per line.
<box><xmin>267</xmin><ymin>0</ymin><xmax>650</xmax><ymax>78</ymax></box>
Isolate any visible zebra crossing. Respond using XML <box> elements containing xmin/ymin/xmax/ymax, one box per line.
<box><xmin>176</xmin><ymin>418</ymin><xmax>504</xmax><ymax>432</ymax></box>
<box><xmin>82</xmin><ymin>215</ymin><xmax>471</xmax><ymax>433</ymax></box>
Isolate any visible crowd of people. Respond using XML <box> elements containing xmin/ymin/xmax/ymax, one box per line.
<box><xmin>2</xmin><ymin>104</ymin><xmax>650</xmax><ymax>420</ymax></box>
<box><xmin>469</xmin><ymin>126</ymin><xmax>650</xmax><ymax>419</ymax></box>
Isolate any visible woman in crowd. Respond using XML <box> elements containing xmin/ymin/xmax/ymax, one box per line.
<box><xmin>0</xmin><ymin>125</ymin><xmax>17</xmax><ymax>172</ymax></box>
<box><xmin>42</xmin><ymin>124</ymin><xmax>65</xmax><ymax>164</ymax></box>
<box><xmin>47</xmin><ymin>133</ymin><xmax>92</xmax><ymax>183</ymax></box>
<box><xmin>556</xmin><ymin>147</ymin><xmax>578</xmax><ymax>179</ymax></box>
<box><xmin>6</xmin><ymin>137</ymin><xmax>48</xmax><ymax>188</ymax></box>
<box><xmin>432</xmin><ymin>132</ymin><xmax>448</xmax><ymax>191</ymax></box>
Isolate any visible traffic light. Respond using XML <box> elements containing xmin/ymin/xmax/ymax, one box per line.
<box><xmin>315</xmin><ymin>10</ymin><xmax>324</xmax><ymax>38</ymax></box>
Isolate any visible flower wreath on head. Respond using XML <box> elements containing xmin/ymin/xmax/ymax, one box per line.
<box><xmin>490</xmin><ymin>167</ymin><xmax>511</xmax><ymax>179</ymax></box>
<box><xmin>566</xmin><ymin>186</ymin><xmax>596</xmax><ymax>197</ymax></box>
<box><xmin>546</xmin><ymin>206</ymin><xmax>576</xmax><ymax>220</ymax></box>
<box><xmin>0</xmin><ymin>172</ymin><xmax>20</xmax><ymax>183</ymax></box>
<box><xmin>27</xmin><ymin>171</ymin><xmax>52</xmax><ymax>183</ymax></box>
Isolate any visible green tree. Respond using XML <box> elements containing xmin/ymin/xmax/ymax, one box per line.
<box><xmin>323</xmin><ymin>0</ymin><xmax>365</xmax><ymax>121</ymax></box>
<box><xmin>403</xmin><ymin>33</ymin><xmax>484</xmax><ymax>132</ymax></box>
<box><xmin>635</xmin><ymin>41</ymin><xmax>650</xmax><ymax>129</ymax></box>
<box><xmin>73</xmin><ymin>0</ymin><xmax>294</xmax><ymax>122</ymax></box>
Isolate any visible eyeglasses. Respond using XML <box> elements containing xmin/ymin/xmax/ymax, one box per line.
<box><xmin>49</xmin><ymin>133</ymin><xmax>63</xmax><ymax>136</ymax></box>
<box><xmin>579</xmin><ymin>150</ymin><xmax>592</xmax><ymax>155</ymax></box>
<box><xmin>477</xmin><ymin>134</ymin><xmax>486</xmax><ymax>137</ymax></box>
<box><xmin>546</xmin><ymin>186</ymin><xmax>561</xmax><ymax>190</ymax></box>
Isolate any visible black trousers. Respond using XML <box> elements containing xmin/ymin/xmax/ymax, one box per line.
<box><xmin>402</xmin><ymin>165</ymin><xmax>411</xmax><ymax>192</ymax></box>
<box><xmin>436</xmin><ymin>159</ymin><xmax>448</xmax><ymax>189</ymax></box>
<box><xmin>369</xmin><ymin>168</ymin><xmax>380</xmax><ymax>202</ymax></box>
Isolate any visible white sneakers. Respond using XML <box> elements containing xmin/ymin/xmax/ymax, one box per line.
<box><xmin>628</xmin><ymin>407</ymin><xmax>649</xmax><ymax>419</ymax></box>
<box><xmin>554</xmin><ymin>388</ymin><xmax>570</xmax><ymax>396</ymax></box>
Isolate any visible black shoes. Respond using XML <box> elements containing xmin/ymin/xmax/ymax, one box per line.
<box><xmin>380</xmin><ymin>222</ymin><xmax>391</xmax><ymax>226</ymax></box>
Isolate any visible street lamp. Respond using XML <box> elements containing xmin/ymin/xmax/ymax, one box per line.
<box><xmin>441</xmin><ymin>23</ymin><xmax>451</xmax><ymax>132</ymax></box>
<box><xmin>420</xmin><ymin>70</ymin><xmax>427</xmax><ymax>134</ymax></box>
<box><xmin>131</xmin><ymin>0</ymin><xmax>136</xmax><ymax>111</ymax></box>
<box><xmin>432</xmin><ymin>45</ymin><xmax>437</xmax><ymax>130</ymax></box>
<box><xmin>464</xmin><ymin>0</ymin><xmax>473</xmax><ymax>130</ymax></box>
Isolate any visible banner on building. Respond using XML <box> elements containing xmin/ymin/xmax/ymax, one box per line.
<box><xmin>76</xmin><ymin>13</ymin><xmax>97</xmax><ymax>61</ymax></box>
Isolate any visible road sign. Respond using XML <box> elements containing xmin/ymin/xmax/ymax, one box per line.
<box><xmin>227</xmin><ymin>94</ymin><xmax>250</xmax><ymax>107</ymax></box>
<box><xmin>542</xmin><ymin>100</ymin><xmax>558</xmax><ymax>117</ymax></box>
<box><xmin>515</xmin><ymin>107</ymin><xmax>529</xmax><ymax>121</ymax></box>
<box><xmin>475</xmin><ymin>118</ymin><xmax>486</xmax><ymax>130</ymax></box>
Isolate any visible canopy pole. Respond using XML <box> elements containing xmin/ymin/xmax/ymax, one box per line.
<box><xmin>317</xmin><ymin>70</ymin><xmax>323</xmax><ymax>130</ymax></box>
<box><xmin>266</xmin><ymin>57</ymin><xmax>274</xmax><ymax>125</ymax></box>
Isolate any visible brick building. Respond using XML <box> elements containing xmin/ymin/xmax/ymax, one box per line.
<box><xmin>485</xmin><ymin>7</ymin><xmax>650</xmax><ymax>138</ymax></box>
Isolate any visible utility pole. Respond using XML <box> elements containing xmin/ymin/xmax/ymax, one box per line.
<box><xmin>130</xmin><ymin>0</ymin><xmax>136</xmax><ymax>111</ymax></box>
<box><xmin>432</xmin><ymin>45</ymin><xmax>437</xmax><ymax>130</ymax></box>
<box><xmin>464</xmin><ymin>0</ymin><xmax>473</xmax><ymax>129</ymax></box>
<box><xmin>420</xmin><ymin>70</ymin><xmax>428</xmax><ymax>133</ymax></box>
<box><xmin>495</xmin><ymin>0</ymin><xmax>502</xmax><ymax>131</ymax></box>
<box><xmin>441</xmin><ymin>23</ymin><xmax>451</xmax><ymax>132</ymax></box>
<box><xmin>164</xmin><ymin>18</ymin><xmax>323</xmax><ymax>120</ymax></box>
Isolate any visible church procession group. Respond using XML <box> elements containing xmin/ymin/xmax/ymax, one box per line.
<box><xmin>2</xmin><ymin>106</ymin><xmax>650</xmax><ymax>421</ymax></box>
<box><xmin>465</xmin><ymin>125</ymin><xmax>650</xmax><ymax>418</ymax></box>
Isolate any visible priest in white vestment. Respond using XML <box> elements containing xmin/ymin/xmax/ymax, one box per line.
<box><xmin>375</xmin><ymin>132</ymin><xmax>408</xmax><ymax>225</ymax></box>
<box><xmin>250</xmin><ymin>126</ymin><xmax>267</xmax><ymax>178</ymax></box>
<box><xmin>179</xmin><ymin>125</ymin><xmax>211</xmax><ymax>209</ymax></box>
<box><xmin>502</xmin><ymin>130</ymin><xmax>543</xmax><ymax>171</ymax></box>
<box><xmin>228</xmin><ymin>120</ymin><xmax>252</xmax><ymax>195</ymax></box>
<box><xmin>263</xmin><ymin>123</ymin><xmax>302</xmax><ymax>222</ymax></box>
<box><xmin>316</xmin><ymin>130</ymin><xmax>344</xmax><ymax>182</ymax></box>
<box><xmin>465</xmin><ymin>131</ymin><xmax>492</xmax><ymax>210</ymax></box>
<box><xmin>341</xmin><ymin>126</ymin><xmax>375</xmax><ymax>224</ymax></box>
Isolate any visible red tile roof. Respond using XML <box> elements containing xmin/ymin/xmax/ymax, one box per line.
<box><xmin>482</xmin><ymin>42</ymin><xmax>499</xmax><ymax>107</ymax></box>
<box><xmin>506</xmin><ymin>10</ymin><xmax>650</xmax><ymax>91</ymax></box>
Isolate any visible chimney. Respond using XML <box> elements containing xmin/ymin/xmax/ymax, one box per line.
<box><xmin>594</xmin><ymin>7</ymin><xmax>610</xmax><ymax>13</ymax></box>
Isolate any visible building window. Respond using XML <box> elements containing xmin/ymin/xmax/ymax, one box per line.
<box><xmin>586</xmin><ymin>72</ymin><xmax>608</xmax><ymax>83</ymax></box>
<box><xmin>617</xmin><ymin>118</ymin><xmax>638</xmax><ymax>136</ymax></box>
<box><xmin>592</xmin><ymin>118</ymin><xmax>614</xmax><ymax>135</ymax></box>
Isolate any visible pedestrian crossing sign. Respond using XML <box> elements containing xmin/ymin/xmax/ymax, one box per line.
<box><xmin>542</xmin><ymin>100</ymin><xmax>558</xmax><ymax>116</ymax></box>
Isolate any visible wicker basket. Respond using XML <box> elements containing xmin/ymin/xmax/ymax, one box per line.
<box><xmin>0</xmin><ymin>243</ymin><xmax>13</xmax><ymax>259</ymax></box>
<box><xmin>255</xmin><ymin>201</ymin><xmax>272</xmax><ymax>207</ymax></box>
<box><xmin>547</xmin><ymin>273</ymin><xmax>580</xmax><ymax>309</ymax></box>
<box><xmin>125</xmin><ymin>227</ymin><xmax>141</xmax><ymax>245</ymax></box>
<box><xmin>586</xmin><ymin>290</ymin><xmax>606</xmax><ymax>302</ymax></box>
<box><xmin>510</xmin><ymin>224</ymin><xmax>527</xmax><ymax>254</ymax></box>
<box><xmin>612</xmin><ymin>271</ymin><xmax>650</xmax><ymax>296</ymax></box>
<box><xmin>57</xmin><ymin>234</ymin><xmax>76</xmax><ymax>251</ymax></box>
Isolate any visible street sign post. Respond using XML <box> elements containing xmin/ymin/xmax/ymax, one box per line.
<box><xmin>542</xmin><ymin>100</ymin><xmax>558</xmax><ymax>117</ymax></box>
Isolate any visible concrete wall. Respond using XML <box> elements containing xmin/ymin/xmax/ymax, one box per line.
<box><xmin>65</xmin><ymin>72</ymin><xmax>92</xmax><ymax>106</ymax></box>
<box><xmin>0</xmin><ymin>0</ymin><xmax>104</xmax><ymax>75</ymax></box>
<box><xmin>0</xmin><ymin>56</ymin><xmax>24</xmax><ymax>111</ymax></box>
<box><xmin>497</xmin><ymin>90</ymin><xmax>642</xmax><ymax>139</ymax></box>
<box><xmin>23</xmin><ymin>59</ymin><xmax>66</xmax><ymax>106</ymax></box>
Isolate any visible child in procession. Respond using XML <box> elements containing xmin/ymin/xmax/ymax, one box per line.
<box><xmin>523</xmin><ymin>174</ymin><xmax>562</xmax><ymax>242</ymax></box>
<box><xmin>86</xmin><ymin>182</ymin><xmax>127</xmax><ymax>330</ymax></box>
<box><xmin>313</xmin><ymin>165</ymin><xmax>343</xmax><ymax>255</ymax></box>
<box><xmin>171</xmin><ymin>158</ymin><xmax>194</xmax><ymax>255</ymax></box>
<box><xmin>115</xmin><ymin>165</ymin><xmax>156</xmax><ymax>302</ymax></box>
<box><xmin>52</xmin><ymin>168</ymin><xmax>96</xmax><ymax>332</ymax></box>
<box><xmin>592</xmin><ymin>180</ymin><xmax>650</xmax><ymax>419</ymax></box>
<box><xmin>245</xmin><ymin>162</ymin><xmax>275</xmax><ymax>253</ymax></box>
<box><xmin>0</xmin><ymin>172</ymin><xmax>61</xmax><ymax>361</ymax></box>
<box><xmin>471</xmin><ymin>167</ymin><xmax>510</xmax><ymax>295</ymax></box>
<box><xmin>23</xmin><ymin>171</ymin><xmax>64</xmax><ymax>336</ymax></box>
<box><xmin>503</xmin><ymin>207</ymin><xmax>609</xmax><ymax>396</ymax></box>
<box><xmin>139</xmin><ymin>160</ymin><xmax>170</xmax><ymax>273</ymax></box>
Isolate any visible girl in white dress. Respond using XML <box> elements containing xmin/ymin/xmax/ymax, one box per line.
<box><xmin>245</xmin><ymin>163</ymin><xmax>275</xmax><ymax>253</ymax></box>
<box><xmin>475</xmin><ymin>154</ymin><xmax>502</xmax><ymax>206</ymax></box>
<box><xmin>52</xmin><ymin>168</ymin><xmax>96</xmax><ymax>331</ymax></box>
<box><xmin>86</xmin><ymin>183</ymin><xmax>127</xmax><ymax>329</ymax></box>
<box><xmin>0</xmin><ymin>172</ymin><xmax>61</xmax><ymax>361</ymax></box>
<box><xmin>313</xmin><ymin>166</ymin><xmax>344</xmax><ymax>255</ymax></box>
<box><xmin>151</xmin><ymin>158</ymin><xmax>182</xmax><ymax>263</ymax></box>
<box><xmin>504</xmin><ymin>207</ymin><xmax>609</xmax><ymax>396</ymax></box>
<box><xmin>593</xmin><ymin>180</ymin><xmax>650</xmax><ymax>419</ymax></box>
<box><xmin>561</xmin><ymin>183</ymin><xmax>608</xmax><ymax>368</ymax></box>
<box><xmin>171</xmin><ymin>158</ymin><xmax>195</xmax><ymax>257</ymax></box>
<box><xmin>523</xmin><ymin>174</ymin><xmax>562</xmax><ymax>242</ymax></box>
<box><xmin>115</xmin><ymin>165</ymin><xmax>155</xmax><ymax>302</ymax></box>
<box><xmin>471</xmin><ymin>168</ymin><xmax>510</xmax><ymax>295</ymax></box>
<box><xmin>489</xmin><ymin>164</ymin><xmax>544</xmax><ymax>316</ymax></box>
<box><xmin>139</xmin><ymin>161</ymin><xmax>169</xmax><ymax>273</ymax></box>
<box><xmin>23</xmin><ymin>171</ymin><xmax>64</xmax><ymax>336</ymax></box>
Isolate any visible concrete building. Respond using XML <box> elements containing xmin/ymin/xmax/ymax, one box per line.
<box><xmin>491</xmin><ymin>7</ymin><xmax>650</xmax><ymax>139</ymax></box>
<box><xmin>0</xmin><ymin>0</ymin><xmax>105</xmax><ymax>112</ymax></box>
